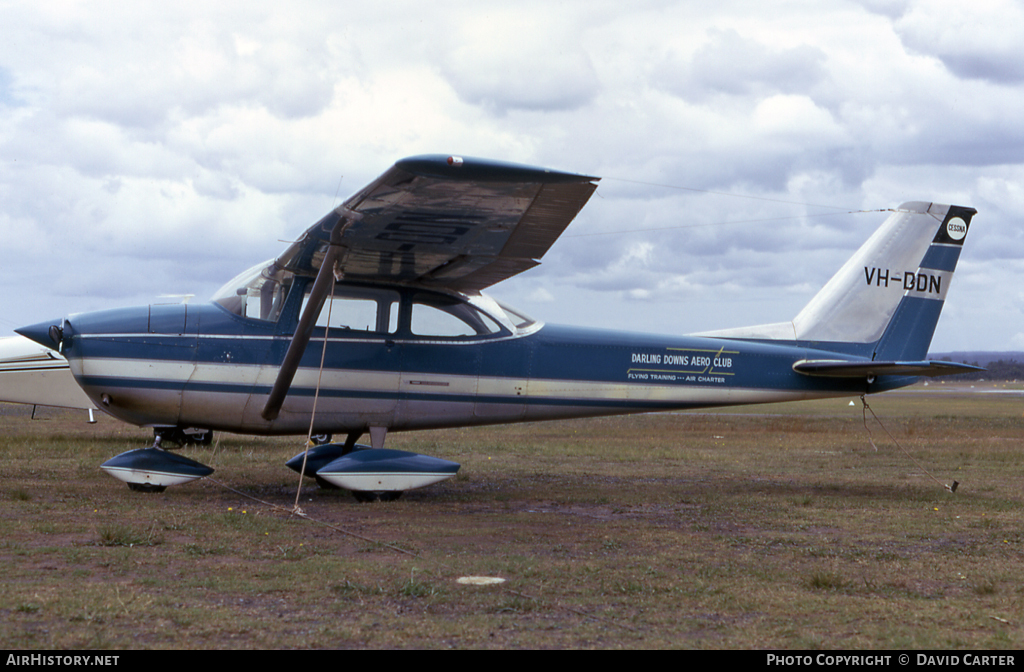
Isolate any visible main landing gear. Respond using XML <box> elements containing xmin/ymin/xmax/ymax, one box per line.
<box><xmin>98</xmin><ymin>426</ymin><xmax>460</xmax><ymax>503</ymax></box>
<box><xmin>286</xmin><ymin>428</ymin><xmax>461</xmax><ymax>503</ymax></box>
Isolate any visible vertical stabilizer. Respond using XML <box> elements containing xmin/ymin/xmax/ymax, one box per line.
<box><xmin>700</xmin><ymin>202</ymin><xmax>976</xmax><ymax>357</ymax></box>
<box><xmin>793</xmin><ymin>202</ymin><xmax>975</xmax><ymax>356</ymax></box>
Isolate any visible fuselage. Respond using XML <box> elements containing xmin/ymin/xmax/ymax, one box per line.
<box><xmin>48</xmin><ymin>277</ymin><xmax>895</xmax><ymax>436</ymax></box>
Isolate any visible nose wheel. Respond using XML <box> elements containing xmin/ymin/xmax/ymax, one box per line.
<box><xmin>100</xmin><ymin>434</ymin><xmax>214</xmax><ymax>492</ymax></box>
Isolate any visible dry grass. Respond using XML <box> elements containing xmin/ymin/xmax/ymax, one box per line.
<box><xmin>1</xmin><ymin>383</ymin><xmax>1023</xmax><ymax>649</ymax></box>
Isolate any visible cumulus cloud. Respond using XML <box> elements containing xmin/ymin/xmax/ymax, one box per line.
<box><xmin>440</xmin><ymin>10</ymin><xmax>600</xmax><ymax>113</ymax></box>
<box><xmin>0</xmin><ymin>1</ymin><xmax>1020</xmax><ymax>349</ymax></box>
<box><xmin>896</xmin><ymin>0</ymin><xmax>1024</xmax><ymax>84</ymax></box>
<box><xmin>0</xmin><ymin>67</ymin><xmax>21</xmax><ymax>107</ymax></box>
<box><xmin>665</xmin><ymin>29</ymin><xmax>828</xmax><ymax>101</ymax></box>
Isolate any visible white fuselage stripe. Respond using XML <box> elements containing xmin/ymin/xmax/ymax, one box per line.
<box><xmin>75</xmin><ymin>356</ymin><xmax>827</xmax><ymax>408</ymax></box>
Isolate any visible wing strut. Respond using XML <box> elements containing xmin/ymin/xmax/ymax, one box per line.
<box><xmin>261</xmin><ymin>247</ymin><xmax>342</xmax><ymax>421</ymax></box>
<box><xmin>262</xmin><ymin>208</ymin><xmax>362</xmax><ymax>422</ymax></box>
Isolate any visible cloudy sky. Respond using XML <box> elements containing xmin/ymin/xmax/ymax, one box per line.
<box><xmin>1</xmin><ymin>0</ymin><xmax>1022</xmax><ymax>352</ymax></box>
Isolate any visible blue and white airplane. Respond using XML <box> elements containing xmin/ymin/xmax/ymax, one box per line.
<box><xmin>15</xmin><ymin>155</ymin><xmax>980</xmax><ymax>500</ymax></box>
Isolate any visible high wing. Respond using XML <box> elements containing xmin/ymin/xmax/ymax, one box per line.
<box><xmin>261</xmin><ymin>155</ymin><xmax>600</xmax><ymax>421</ymax></box>
<box><xmin>274</xmin><ymin>155</ymin><xmax>600</xmax><ymax>290</ymax></box>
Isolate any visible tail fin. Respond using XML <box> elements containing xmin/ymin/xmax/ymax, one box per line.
<box><xmin>702</xmin><ymin>202</ymin><xmax>976</xmax><ymax>358</ymax></box>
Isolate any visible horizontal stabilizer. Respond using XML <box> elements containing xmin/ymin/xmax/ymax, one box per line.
<box><xmin>793</xmin><ymin>359</ymin><xmax>984</xmax><ymax>378</ymax></box>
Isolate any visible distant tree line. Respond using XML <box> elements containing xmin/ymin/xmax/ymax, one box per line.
<box><xmin>938</xmin><ymin>358</ymin><xmax>1024</xmax><ymax>381</ymax></box>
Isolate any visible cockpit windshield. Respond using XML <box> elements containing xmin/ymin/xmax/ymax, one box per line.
<box><xmin>211</xmin><ymin>259</ymin><xmax>295</xmax><ymax>322</ymax></box>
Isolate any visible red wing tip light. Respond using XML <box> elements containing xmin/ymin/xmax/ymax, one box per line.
<box><xmin>447</xmin><ymin>155</ymin><xmax>464</xmax><ymax>167</ymax></box>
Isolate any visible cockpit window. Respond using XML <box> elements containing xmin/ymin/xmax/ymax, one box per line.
<box><xmin>410</xmin><ymin>292</ymin><xmax>503</xmax><ymax>337</ymax></box>
<box><xmin>494</xmin><ymin>299</ymin><xmax>536</xmax><ymax>330</ymax></box>
<box><xmin>301</xmin><ymin>285</ymin><xmax>400</xmax><ymax>335</ymax></box>
<box><xmin>211</xmin><ymin>260</ymin><xmax>294</xmax><ymax>322</ymax></box>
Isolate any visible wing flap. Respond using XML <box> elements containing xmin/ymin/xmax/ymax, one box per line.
<box><xmin>793</xmin><ymin>359</ymin><xmax>984</xmax><ymax>378</ymax></box>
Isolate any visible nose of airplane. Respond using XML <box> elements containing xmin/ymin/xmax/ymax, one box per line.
<box><xmin>15</xmin><ymin>319</ymin><xmax>65</xmax><ymax>350</ymax></box>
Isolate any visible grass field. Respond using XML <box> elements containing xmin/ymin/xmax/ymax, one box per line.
<box><xmin>1</xmin><ymin>382</ymin><xmax>1022</xmax><ymax>649</ymax></box>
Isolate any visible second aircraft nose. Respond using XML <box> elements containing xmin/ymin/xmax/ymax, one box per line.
<box><xmin>14</xmin><ymin>318</ymin><xmax>65</xmax><ymax>350</ymax></box>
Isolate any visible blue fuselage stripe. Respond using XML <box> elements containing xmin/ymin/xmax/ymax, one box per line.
<box><xmin>61</xmin><ymin>302</ymin><xmax>883</xmax><ymax>431</ymax></box>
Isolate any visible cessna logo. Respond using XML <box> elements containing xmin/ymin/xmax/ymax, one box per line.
<box><xmin>946</xmin><ymin>217</ymin><xmax>967</xmax><ymax>241</ymax></box>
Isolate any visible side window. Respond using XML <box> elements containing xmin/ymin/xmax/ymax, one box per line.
<box><xmin>409</xmin><ymin>294</ymin><xmax>503</xmax><ymax>338</ymax></box>
<box><xmin>318</xmin><ymin>296</ymin><xmax>380</xmax><ymax>331</ymax></box>
<box><xmin>411</xmin><ymin>303</ymin><xmax>475</xmax><ymax>337</ymax></box>
<box><xmin>301</xmin><ymin>286</ymin><xmax>399</xmax><ymax>335</ymax></box>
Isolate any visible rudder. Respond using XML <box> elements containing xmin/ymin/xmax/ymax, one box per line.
<box><xmin>870</xmin><ymin>204</ymin><xmax>976</xmax><ymax>361</ymax></box>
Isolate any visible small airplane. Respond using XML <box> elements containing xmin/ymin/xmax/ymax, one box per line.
<box><xmin>0</xmin><ymin>335</ymin><xmax>97</xmax><ymax>417</ymax></box>
<box><xmin>11</xmin><ymin>155</ymin><xmax>981</xmax><ymax>500</ymax></box>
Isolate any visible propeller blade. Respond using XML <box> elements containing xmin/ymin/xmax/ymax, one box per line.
<box><xmin>261</xmin><ymin>245</ymin><xmax>342</xmax><ymax>421</ymax></box>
